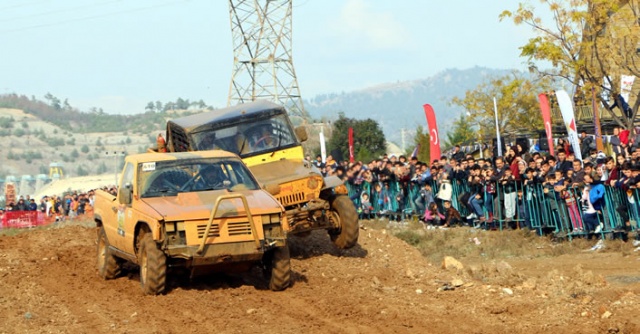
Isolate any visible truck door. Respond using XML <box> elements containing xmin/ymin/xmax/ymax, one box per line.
<box><xmin>112</xmin><ymin>162</ymin><xmax>135</xmax><ymax>250</ymax></box>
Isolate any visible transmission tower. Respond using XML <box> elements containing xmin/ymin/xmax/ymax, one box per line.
<box><xmin>228</xmin><ymin>0</ymin><xmax>308</xmax><ymax>119</ymax></box>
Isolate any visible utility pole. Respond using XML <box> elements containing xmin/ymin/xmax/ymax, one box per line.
<box><xmin>105</xmin><ymin>149</ymin><xmax>125</xmax><ymax>185</ymax></box>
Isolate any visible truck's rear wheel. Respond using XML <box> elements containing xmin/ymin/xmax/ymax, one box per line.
<box><xmin>139</xmin><ymin>233</ymin><xmax>167</xmax><ymax>295</ymax></box>
<box><xmin>96</xmin><ymin>227</ymin><xmax>121</xmax><ymax>279</ymax></box>
<box><xmin>267</xmin><ymin>246</ymin><xmax>291</xmax><ymax>291</ymax></box>
<box><xmin>328</xmin><ymin>195</ymin><xmax>359</xmax><ymax>249</ymax></box>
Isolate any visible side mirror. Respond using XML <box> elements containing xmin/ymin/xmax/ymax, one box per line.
<box><xmin>294</xmin><ymin>126</ymin><xmax>308</xmax><ymax>143</ymax></box>
<box><xmin>119</xmin><ymin>183</ymin><xmax>133</xmax><ymax>205</ymax></box>
<box><xmin>264</xmin><ymin>183</ymin><xmax>281</xmax><ymax>196</ymax></box>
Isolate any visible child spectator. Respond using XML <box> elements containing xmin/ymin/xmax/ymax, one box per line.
<box><xmin>500</xmin><ymin>168</ymin><xmax>517</xmax><ymax>224</ymax></box>
<box><xmin>483</xmin><ymin>168</ymin><xmax>496</xmax><ymax>222</ymax></box>
<box><xmin>561</xmin><ymin>188</ymin><xmax>583</xmax><ymax>232</ymax></box>
<box><xmin>359</xmin><ymin>192</ymin><xmax>373</xmax><ymax>220</ymax></box>
<box><xmin>424</xmin><ymin>202</ymin><xmax>444</xmax><ymax>227</ymax></box>
<box><xmin>414</xmin><ymin>182</ymin><xmax>434</xmax><ymax>218</ymax></box>
<box><xmin>442</xmin><ymin>200</ymin><xmax>462</xmax><ymax>227</ymax></box>
<box><xmin>516</xmin><ymin>188</ymin><xmax>530</xmax><ymax>229</ymax></box>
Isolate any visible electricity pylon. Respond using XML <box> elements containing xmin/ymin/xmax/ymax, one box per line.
<box><xmin>228</xmin><ymin>0</ymin><xmax>308</xmax><ymax>119</ymax></box>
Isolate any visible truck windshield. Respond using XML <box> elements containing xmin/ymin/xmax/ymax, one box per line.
<box><xmin>192</xmin><ymin>113</ymin><xmax>297</xmax><ymax>156</ymax></box>
<box><xmin>139</xmin><ymin>158</ymin><xmax>259</xmax><ymax>198</ymax></box>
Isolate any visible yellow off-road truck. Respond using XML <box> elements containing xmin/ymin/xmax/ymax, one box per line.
<box><xmin>93</xmin><ymin>150</ymin><xmax>291</xmax><ymax>294</ymax></box>
<box><xmin>158</xmin><ymin>100</ymin><xmax>359</xmax><ymax>249</ymax></box>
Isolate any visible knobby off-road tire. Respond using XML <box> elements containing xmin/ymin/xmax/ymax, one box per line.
<box><xmin>328</xmin><ymin>195</ymin><xmax>359</xmax><ymax>249</ymax></box>
<box><xmin>267</xmin><ymin>245</ymin><xmax>291</xmax><ymax>291</ymax></box>
<box><xmin>139</xmin><ymin>233</ymin><xmax>167</xmax><ymax>295</ymax></box>
<box><xmin>96</xmin><ymin>227</ymin><xmax>122</xmax><ymax>279</ymax></box>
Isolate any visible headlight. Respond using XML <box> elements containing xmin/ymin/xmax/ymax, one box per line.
<box><xmin>307</xmin><ymin>175</ymin><xmax>323</xmax><ymax>189</ymax></box>
<box><xmin>165</xmin><ymin>221</ymin><xmax>185</xmax><ymax>232</ymax></box>
<box><xmin>261</xmin><ymin>213</ymin><xmax>281</xmax><ymax>224</ymax></box>
<box><xmin>334</xmin><ymin>184</ymin><xmax>348</xmax><ymax>194</ymax></box>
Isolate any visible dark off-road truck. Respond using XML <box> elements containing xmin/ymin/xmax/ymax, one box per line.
<box><xmin>155</xmin><ymin>100</ymin><xmax>359</xmax><ymax>249</ymax></box>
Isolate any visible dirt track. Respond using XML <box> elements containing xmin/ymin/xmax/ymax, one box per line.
<box><xmin>1</xmin><ymin>221</ymin><xmax>640</xmax><ymax>334</ymax></box>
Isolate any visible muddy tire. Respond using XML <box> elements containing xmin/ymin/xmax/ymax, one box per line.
<box><xmin>328</xmin><ymin>195</ymin><xmax>359</xmax><ymax>249</ymax></box>
<box><xmin>96</xmin><ymin>227</ymin><xmax>121</xmax><ymax>280</ymax></box>
<box><xmin>267</xmin><ymin>246</ymin><xmax>291</xmax><ymax>291</ymax></box>
<box><xmin>139</xmin><ymin>233</ymin><xmax>167</xmax><ymax>295</ymax></box>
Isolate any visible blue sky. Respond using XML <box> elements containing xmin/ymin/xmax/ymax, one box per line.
<box><xmin>0</xmin><ymin>0</ymin><xmax>540</xmax><ymax>114</ymax></box>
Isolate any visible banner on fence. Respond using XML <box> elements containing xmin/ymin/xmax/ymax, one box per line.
<box><xmin>1</xmin><ymin>211</ymin><xmax>46</xmax><ymax>229</ymax></box>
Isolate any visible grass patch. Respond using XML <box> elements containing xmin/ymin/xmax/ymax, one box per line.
<box><xmin>392</xmin><ymin>225</ymin><xmax>637</xmax><ymax>265</ymax></box>
<box><xmin>0</xmin><ymin>216</ymin><xmax>95</xmax><ymax>237</ymax></box>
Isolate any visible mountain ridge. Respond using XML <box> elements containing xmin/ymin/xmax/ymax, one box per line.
<box><xmin>304</xmin><ymin>66</ymin><xmax>515</xmax><ymax>147</ymax></box>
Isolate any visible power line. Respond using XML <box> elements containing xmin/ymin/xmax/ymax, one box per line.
<box><xmin>293</xmin><ymin>0</ymin><xmax>311</xmax><ymax>8</ymax></box>
<box><xmin>0</xmin><ymin>0</ymin><xmax>123</xmax><ymax>24</ymax></box>
<box><xmin>0</xmin><ymin>0</ymin><xmax>48</xmax><ymax>12</ymax></box>
<box><xmin>0</xmin><ymin>0</ymin><xmax>188</xmax><ymax>35</ymax></box>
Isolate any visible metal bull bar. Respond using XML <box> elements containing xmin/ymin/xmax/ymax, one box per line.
<box><xmin>197</xmin><ymin>194</ymin><xmax>260</xmax><ymax>255</ymax></box>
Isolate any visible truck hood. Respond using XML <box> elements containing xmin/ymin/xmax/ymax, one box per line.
<box><xmin>250</xmin><ymin>159</ymin><xmax>322</xmax><ymax>185</ymax></box>
<box><xmin>139</xmin><ymin>190</ymin><xmax>282</xmax><ymax>221</ymax></box>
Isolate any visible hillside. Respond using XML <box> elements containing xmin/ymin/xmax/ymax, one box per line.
<box><xmin>0</xmin><ymin>107</ymin><xmax>165</xmax><ymax>182</ymax></box>
<box><xmin>305</xmin><ymin>67</ymin><xmax>513</xmax><ymax>145</ymax></box>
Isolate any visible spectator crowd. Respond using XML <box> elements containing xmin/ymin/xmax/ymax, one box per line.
<box><xmin>310</xmin><ymin>126</ymin><xmax>640</xmax><ymax>251</ymax></box>
<box><xmin>1</xmin><ymin>186</ymin><xmax>118</xmax><ymax>224</ymax></box>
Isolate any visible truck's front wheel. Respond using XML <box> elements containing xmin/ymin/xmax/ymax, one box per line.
<box><xmin>266</xmin><ymin>245</ymin><xmax>291</xmax><ymax>291</ymax></box>
<box><xmin>328</xmin><ymin>195</ymin><xmax>359</xmax><ymax>249</ymax></box>
<box><xmin>139</xmin><ymin>233</ymin><xmax>167</xmax><ymax>295</ymax></box>
<box><xmin>96</xmin><ymin>227</ymin><xmax>121</xmax><ymax>279</ymax></box>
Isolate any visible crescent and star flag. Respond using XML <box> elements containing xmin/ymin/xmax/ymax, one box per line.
<box><xmin>348</xmin><ymin>127</ymin><xmax>355</xmax><ymax>163</ymax></box>
<box><xmin>422</xmin><ymin>104</ymin><xmax>441</xmax><ymax>164</ymax></box>
<box><xmin>556</xmin><ymin>89</ymin><xmax>583</xmax><ymax>162</ymax></box>
<box><xmin>537</xmin><ymin>93</ymin><xmax>555</xmax><ymax>156</ymax></box>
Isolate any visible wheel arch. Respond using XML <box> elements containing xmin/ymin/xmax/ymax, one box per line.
<box><xmin>134</xmin><ymin>221</ymin><xmax>153</xmax><ymax>254</ymax></box>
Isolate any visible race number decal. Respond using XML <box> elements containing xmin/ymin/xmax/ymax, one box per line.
<box><xmin>142</xmin><ymin>162</ymin><xmax>156</xmax><ymax>172</ymax></box>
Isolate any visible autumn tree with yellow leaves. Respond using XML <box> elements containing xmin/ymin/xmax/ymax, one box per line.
<box><xmin>500</xmin><ymin>0</ymin><xmax>640</xmax><ymax>131</ymax></box>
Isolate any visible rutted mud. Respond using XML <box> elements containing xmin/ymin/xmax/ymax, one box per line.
<box><xmin>1</xmin><ymin>222</ymin><xmax>640</xmax><ymax>334</ymax></box>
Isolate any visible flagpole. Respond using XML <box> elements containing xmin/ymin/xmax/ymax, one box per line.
<box><xmin>493</xmin><ymin>97</ymin><xmax>502</xmax><ymax>157</ymax></box>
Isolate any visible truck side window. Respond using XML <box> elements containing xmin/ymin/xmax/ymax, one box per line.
<box><xmin>121</xmin><ymin>163</ymin><xmax>134</xmax><ymax>189</ymax></box>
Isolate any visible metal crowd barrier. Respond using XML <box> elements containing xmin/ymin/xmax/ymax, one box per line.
<box><xmin>345</xmin><ymin>178</ymin><xmax>640</xmax><ymax>238</ymax></box>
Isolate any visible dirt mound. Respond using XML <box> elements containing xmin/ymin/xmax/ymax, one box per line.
<box><xmin>1</xmin><ymin>221</ymin><xmax>640</xmax><ymax>333</ymax></box>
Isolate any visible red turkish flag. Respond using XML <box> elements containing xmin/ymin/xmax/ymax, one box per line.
<box><xmin>422</xmin><ymin>104</ymin><xmax>441</xmax><ymax>164</ymax></box>
<box><xmin>537</xmin><ymin>93</ymin><xmax>555</xmax><ymax>156</ymax></box>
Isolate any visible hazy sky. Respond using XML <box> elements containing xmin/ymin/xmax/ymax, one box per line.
<box><xmin>1</xmin><ymin>0</ymin><xmax>540</xmax><ymax>114</ymax></box>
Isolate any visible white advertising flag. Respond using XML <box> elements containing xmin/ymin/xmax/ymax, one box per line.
<box><xmin>556</xmin><ymin>90</ymin><xmax>583</xmax><ymax>162</ymax></box>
